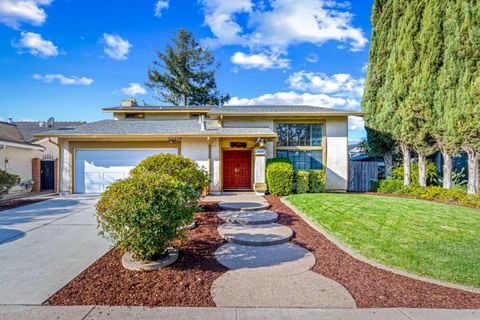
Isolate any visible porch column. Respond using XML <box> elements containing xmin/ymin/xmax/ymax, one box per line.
<box><xmin>59</xmin><ymin>141</ymin><xmax>71</xmax><ymax>195</ymax></box>
<box><xmin>253</xmin><ymin>146</ymin><xmax>267</xmax><ymax>195</ymax></box>
<box><xmin>210</xmin><ymin>138</ymin><xmax>221</xmax><ymax>195</ymax></box>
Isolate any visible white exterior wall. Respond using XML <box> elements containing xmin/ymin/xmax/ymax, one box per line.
<box><xmin>59</xmin><ymin>141</ymin><xmax>71</xmax><ymax>194</ymax></box>
<box><xmin>325</xmin><ymin>117</ymin><xmax>348</xmax><ymax>191</ymax></box>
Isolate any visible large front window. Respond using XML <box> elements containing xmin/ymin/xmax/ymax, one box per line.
<box><xmin>276</xmin><ymin>123</ymin><xmax>324</xmax><ymax>170</ymax></box>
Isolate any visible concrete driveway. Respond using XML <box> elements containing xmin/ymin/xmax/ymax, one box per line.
<box><xmin>0</xmin><ymin>195</ymin><xmax>109</xmax><ymax>305</ymax></box>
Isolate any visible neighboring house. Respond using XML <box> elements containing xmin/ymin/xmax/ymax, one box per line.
<box><xmin>0</xmin><ymin>119</ymin><xmax>84</xmax><ymax>192</ymax></box>
<box><xmin>38</xmin><ymin>100</ymin><xmax>362</xmax><ymax>195</ymax></box>
<box><xmin>348</xmin><ymin>143</ymin><xmax>366</xmax><ymax>159</ymax></box>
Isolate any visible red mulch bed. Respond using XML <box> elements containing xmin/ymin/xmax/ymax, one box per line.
<box><xmin>48</xmin><ymin>202</ymin><xmax>227</xmax><ymax>307</ymax></box>
<box><xmin>265</xmin><ymin>195</ymin><xmax>480</xmax><ymax>308</ymax></box>
<box><xmin>0</xmin><ymin>198</ymin><xmax>49</xmax><ymax>211</ymax></box>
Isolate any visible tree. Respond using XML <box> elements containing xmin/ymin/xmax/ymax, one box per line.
<box><xmin>408</xmin><ymin>0</ymin><xmax>443</xmax><ymax>187</ymax></box>
<box><xmin>363</xmin><ymin>0</ymin><xmax>398</xmax><ymax>179</ymax></box>
<box><xmin>146</xmin><ymin>29</ymin><xmax>229</xmax><ymax>106</ymax></box>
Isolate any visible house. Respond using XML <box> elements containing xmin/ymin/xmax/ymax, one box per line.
<box><xmin>37</xmin><ymin>100</ymin><xmax>362</xmax><ymax>195</ymax></box>
<box><xmin>0</xmin><ymin>119</ymin><xmax>84</xmax><ymax>193</ymax></box>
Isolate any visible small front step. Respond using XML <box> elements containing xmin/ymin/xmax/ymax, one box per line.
<box><xmin>218</xmin><ymin>223</ymin><xmax>293</xmax><ymax>246</ymax></box>
<box><xmin>219</xmin><ymin>201</ymin><xmax>270</xmax><ymax>212</ymax></box>
<box><xmin>218</xmin><ymin>210</ymin><xmax>278</xmax><ymax>225</ymax></box>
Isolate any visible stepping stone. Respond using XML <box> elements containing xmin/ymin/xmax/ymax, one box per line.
<box><xmin>217</xmin><ymin>223</ymin><xmax>293</xmax><ymax>246</ymax></box>
<box><xmin>219</xmin><ymin>202</ymin><xmax>270</xmax><ymax>211</ymax></box>
<box><xmin>211</xmin><ymin>270</ymin><xmax>356</xmax><ymax>308</ymax></box>
<box><xmin>218</xmin><ymin>210</ymin><xmax>278</xmax><ymax>225</ymax></box>
<box><xmin>215</xmin><ymin>242</ymin><xmax>315</xmax><ymax>276</ymax></box>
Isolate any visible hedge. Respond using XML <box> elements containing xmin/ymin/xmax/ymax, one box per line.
<box><xmin>295</xmin><ymin>170</ymin><xmax>310</xmax><ymax>194</ymax></box>
<box><xmin>308</xmin><ymin>170</ymin><xmax>327</xmax><ymax>193</ymax></box>
<box><xmin>266</xmin><ymin>162</ymin><xmax>294</xmax><ymax>196</ymax></box>
<box><xmin>266</xmin><ymin>157</ymin><xmax>291</xmax><ymax>168</ymax></box>
<box><xmin>392</xmin><ymin>161</ymin><xmax>438</xmax><ymax>185</ymax></box>
<box><xmin>375</xmin><ymin>180</ymin><xmax>480</xmax><ymax>209</ymax></box>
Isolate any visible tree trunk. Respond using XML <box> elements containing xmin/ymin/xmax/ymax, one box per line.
<box><xmin>383</xmin><ymin>150</ymin><xmax>393</xmax><ymax>178</ymax></box>
<box><xmin>418</xmin><ymin>152</ymin><xmax>427</xmax><ymax>187</ymax></box>
<box><xmin>463</xmin><ymin>145</ymin><xmax>479</xmax><ymax>195</ymax></box>
<box><xmin>182</xmin><ymin>94</ymin><xmax>187</xmax><ymax>107</ymax></box>
<box><xmin>400</xmin><ymin>142</ymin><xmax>411</xmax><ymax>185</ymax></box>
<box><xmin>441</xmin><ymin>150</ymin><xmax>452</xmax><ymax>189</ymax></box>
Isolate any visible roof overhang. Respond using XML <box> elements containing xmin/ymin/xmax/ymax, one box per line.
<box><xmin>35</xmin><ymin>132</ymin><xmax>278</xmax><ymax>140</ymax></box>
<box><xmin>209</xmin><ymin>111</ymin><xmax>365</xmax><ymax>117</ymax></box>
<box><xmin>0</xmin><ymin>140</ymin><xmax>45</xmax><ymax>150</ymax></box>
<box><xmin>103</xmin><ymin>108</ymin><xmax>210</xmax><ymax>113</ymax></box>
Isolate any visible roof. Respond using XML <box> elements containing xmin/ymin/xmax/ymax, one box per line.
<box><xmin>0</xmin><ymin>122</ymin><xmax>43</xmax><ymax>148</ymax></box>
<box><xmin>14</xmin><ymin>121</ymin><xmax>85</xmax><ymax>141</ymax></box>
<box><xmin>37</xmin><ymin>119</ymin><xmax>276</xmax><ymax>138</ymax></box>
<box><xmin>102</xmin><ymin>104</ymin><xmax>363</xmax><ymax>116</ymax></box>
<box><xmin>209</xmin><ymin>105</ymin><xmax>363</xmax><ymax>116</ymax></box>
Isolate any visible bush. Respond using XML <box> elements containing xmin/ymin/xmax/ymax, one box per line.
<box><xmin>96</xmin><ymin>172</ymin><xmax>199</xmax><ymax>261</ymax></box>
<box><xmin>392</xmin><ymin>161</ymin><xmax>438</xmax><ymax>185</ymax></box>
<box><xmin>378</xmin><ymin>179</ymin><xmax>404</xmax><ymax>193</ymax></box>
<box><xmin>369</xmin><ymin>180</ymin><xmax>380</xmax><ymax>192</ymax></box>
<box><xmin>266</xmin><ymin>157</ymin><xmax>291</xmax><ymax>168</ymax></box>
<box><xmin>130</xmin><ymin>154</ymin><xmax>209</xmax><ymax>194</ymax></box>
<box><xmin>0</xmin><ymin>170</ymin><xmax>20</xmax><ymax>195</ymax></box>
<box><xmin>308</xmin><ymin>170</ymin><xmax>327</xmax><ymax>193</ymax></box>
<box><xmin>295</xmin><ymin>170</ymin><xmax>310</xmax><ymax>193</ymax></box>
<box><xmin>266</xmin><ymin>162</ymin><xmax>294</xmax><ymax>196</ymax></box>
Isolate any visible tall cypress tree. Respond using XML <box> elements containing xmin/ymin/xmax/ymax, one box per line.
<box><xmin>408</xmin><ymin>0</ymin><xmax>442</xmax><ymax>187</ymax></box>
<box><xmin>457</xmin><ymin>0</ymin><xmax>480</xmax><ymax>194</ymax></box>
<box><xmin>363</xmin><ymin>0</ymin><xmax>397</xmax><ymax>178</ymax></box>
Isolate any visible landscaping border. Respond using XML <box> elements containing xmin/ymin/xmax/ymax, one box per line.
<box><xmin>281</xmin><ymin>197</ymin><xmax>480</xmax><ymax>294</ymax></box>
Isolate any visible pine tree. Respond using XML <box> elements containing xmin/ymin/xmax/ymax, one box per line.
<box><xmin>146</xmin><ymin>29</ymin><xmax>229</xmax><ymax>106</ymax></box>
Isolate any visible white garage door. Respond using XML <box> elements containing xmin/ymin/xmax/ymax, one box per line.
<box><xmin>74</xmin><ymin>148</ymin><xmax>178</xmax><ymax>194</ymax></box>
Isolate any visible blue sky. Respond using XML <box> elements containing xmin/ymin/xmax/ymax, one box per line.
<box><xmin>0</xmin><ymin>0</ymin><xmax>372</xmax><ymax>143</ymax></box>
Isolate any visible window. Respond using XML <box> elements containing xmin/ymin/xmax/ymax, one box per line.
<box><xmin>125</xmin><ymin>113</ymin><xmax>145</xmax><ymax>119</ymax></box>
<box><xmin>276</xmin><ymin>122</ymin><xmax>324</xmax><ymax>170</ymax></box>
<box><xmin>276</xmin><ymin>123</ymin><xmax>323</xmax><ymax>147</ymax></box>
<box><xmin>276</xmin><ymin>150</ymin><xmax>323</xmax><ymax>170</ymax></box>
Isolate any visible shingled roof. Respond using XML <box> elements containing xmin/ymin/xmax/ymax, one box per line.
<box><xmin>36</xmin><ymin>119</ymin><xmax>276</xmax><ymax>138</ymax></box>
<box><xmin>0</xmin><ymin>121</ymin><xmax>42</xmax><ymax>147</ymax></box>
<box><xmin>14</xmin><ymin>121</ymin><xmax>85</xmax><ymax>141</ymax></box>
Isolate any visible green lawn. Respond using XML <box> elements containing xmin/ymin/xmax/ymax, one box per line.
<box><xmin>286</xmin><ymin>193</ymin><xmax>480</xmax><ymax>288</ymax></box>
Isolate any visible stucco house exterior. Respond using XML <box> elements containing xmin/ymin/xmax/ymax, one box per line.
<box><xmin>0</xmin><ymin>120</ymin><xmax>84</xmax><ymax>192</ymax></box>
<box><xmin>38</xmin><ymin>100</ymin><xmax>362</xmax><ymax>195</ymax></box>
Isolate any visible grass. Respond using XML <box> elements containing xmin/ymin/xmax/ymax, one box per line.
<box><xmin>286</xmin><ymin>193</ymin><xmax>480</xmax><ymax>288</ymax></box>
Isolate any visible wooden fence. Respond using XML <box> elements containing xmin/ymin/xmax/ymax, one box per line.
<box><xmin>348</xmin><ymin>161</ymin><xmax>378</xmax><ymax>192</ymax></box>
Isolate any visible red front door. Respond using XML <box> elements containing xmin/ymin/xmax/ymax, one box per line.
<box><xmin>223</xmin><ymin>150</ymin><xmax>252</xmax><ymax>190</ymax></box>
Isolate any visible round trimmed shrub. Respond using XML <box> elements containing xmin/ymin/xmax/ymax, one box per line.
<box><xmin>267</xmin><ymin>162</ymin><xmax>293</xmax><ymax>196</ymax></box>
<box><xmin>295</xmin><ymin>170</ymin><xmax>310</xmax><ymax>194</ymax></box>
<box><xmin>130</xmin><ymin>154</ymin><xmax>209</xmax><ymax>194</ymax></box>
<box><xmin>96</xmin><ymin>172</ymin><xmax>199</xmax><ymax>261</ymax></box>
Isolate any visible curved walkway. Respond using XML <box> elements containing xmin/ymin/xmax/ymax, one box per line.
<box><xmin>211</xmin><ymin>200</ymin><xmax>356</xmax><ymax>308</ymax></box>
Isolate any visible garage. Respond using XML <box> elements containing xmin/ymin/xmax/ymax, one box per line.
<box><xmin>74</xmin><ymin>148</ymin><xmax>178</xmax><ymax>193</ymax></box>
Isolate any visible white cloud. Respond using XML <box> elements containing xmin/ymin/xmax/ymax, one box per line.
<box><xmin>154</xmin><ymin>0</ymin><xmax>169</xmax><ymax>17</ymax></box>
<box><xmin>12</xmin><ymin>31</ymin><xmax>59</xmax><ymax>57</ymax></box>
<box><xmin>121</xmin><ymin>83</ymin><xmax>147</xmax><ymax>96</ymax></box>
<box><xmin>201</xmin><ymin>0</ymin><xmax>367</xmax><ymax>51</ymax></box>
<box><xmin>231</xmin><ymin>51</ymin><xmax>290</xmax><ymax>69</ymax></box>
<box><xmin>0</xmin><ymin>0</ymin><xmax>52</xmax><ymax>29</ymax></box>
<box><xmin>361</xmin><ymin>63</ymin><xmax>368</xmax><ymax>73</ymax></box>
<box><xmin>200</xmin><ymin>0</ymin><xmax>252</xmax><ymax>47</ymax></box>
<box><xmin>288</xmin><ymin>71</ymin><xmax>364</xmax><ymax>97</ymax></box>
<box><xmin>348</xmin><ymin>116</ymin><xmax>364</xmax><ymax>130</ymax></box>
<box><xmin>227</xmin><ymin>91</ymin><xmax>358</xmax><ymax>109</ymax></box>
<box><xmin>305</xmin><ymin>53</ymin><xmax>318</xmax><ymax>63</ymax></box>
<box><xmin>33</xmin><ymin>73</ymin><xmax>93</xmax><ymax>85</ymax></box>
<box><xmin>103</xmin><ymin>33</ymin><xmax>131</xmax><ymax>60</ymax></box>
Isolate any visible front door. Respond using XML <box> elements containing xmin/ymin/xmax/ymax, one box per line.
<box><xmin>223</xmin><ymin>150</ymin><xmax>251</xmax><ymax>190</ymax></box>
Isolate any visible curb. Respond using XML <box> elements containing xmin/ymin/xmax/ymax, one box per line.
<box><xmin>280</xmin><ymin>197</ymin><xmax>480</xmax><ymax>295</ymax></box>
